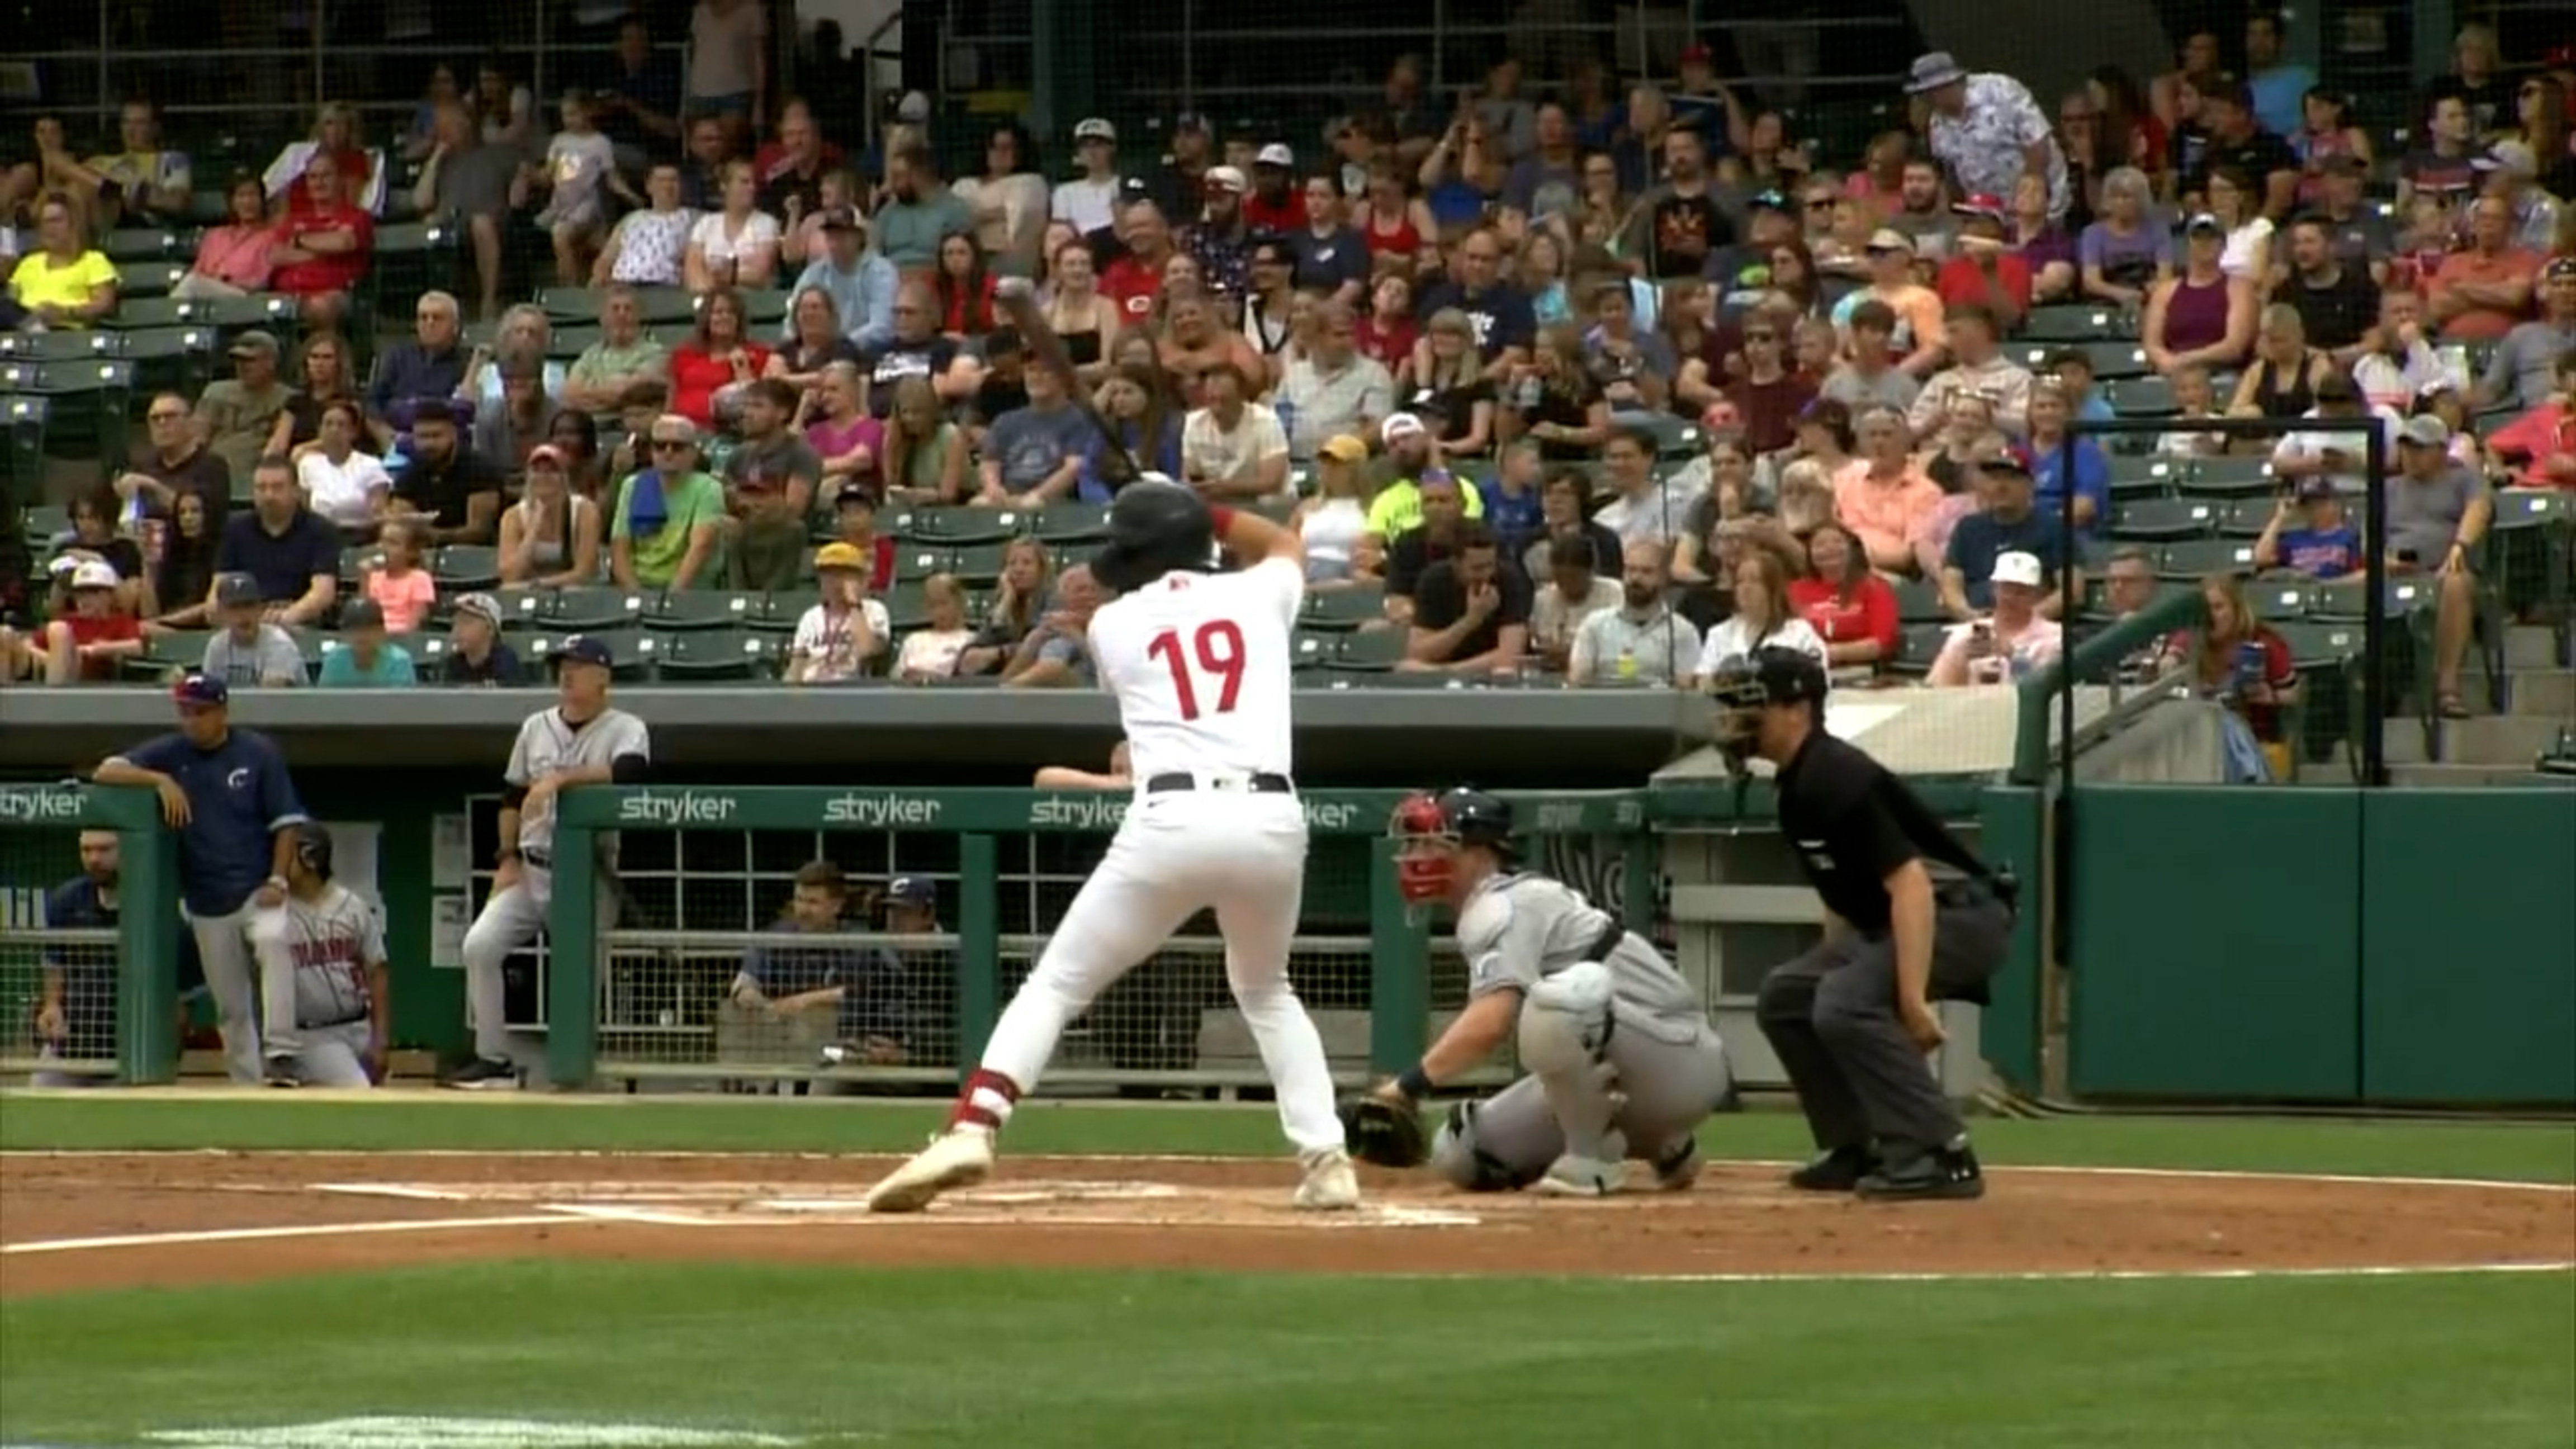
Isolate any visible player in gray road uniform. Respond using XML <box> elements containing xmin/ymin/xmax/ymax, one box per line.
<box><xmin>448</xmin><ymin>635</ymin><xmax>651</xmax><ymax>1088</ymax></box>
<box><xmin>274</xmin><ymin>822</ymin><xmax>390</xmax><ymax>1088</ymax></box>
<box><xmin>1377</xmin><ymin>788</ymin><xmax>1736</xmax><ymax>1196</ymax></box>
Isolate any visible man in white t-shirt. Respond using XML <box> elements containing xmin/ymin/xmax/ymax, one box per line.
<box><xmin>868</xmin><ymin>481</ymin><xmax>1356</xmax><ymax>1215</ymax></box>
<box><xmin>1180</xmin><ymin>362</ymin><xmax>1292</xmax><ymax>503</ymax></box>
<box><xmin>1928</xmin><ymin>549</ymin><xmax>2063</xmax><ymax>686</ymax></box>
<box><xmin>2269</xmin><ymin>372</ymin><xmax>2402</xmax><ymax>495</ymax></box>
<box><xmin>1050</xmin><ymin>117</ymin><xmax>1125</xmax><ymax>235</ymax></box>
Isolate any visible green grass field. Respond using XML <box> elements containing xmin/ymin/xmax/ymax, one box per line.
<box><xmin>3</xmin><ymin>1097</ymin><xmax>2572</xmax><ymax>1449</ymax></box>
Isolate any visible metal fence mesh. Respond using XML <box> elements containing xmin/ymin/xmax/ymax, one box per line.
<box><xmin>0</xmin><ymin>820</ymin><xmax>116</xmax><ymax>1080</ymax></box>
<box><xmin>591</xmin><ymin>823</ymin><xmax>1479</xmax><ymax>1089</ymax></box>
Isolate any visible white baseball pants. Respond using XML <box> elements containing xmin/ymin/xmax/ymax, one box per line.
<box><xmin>978</xmin><ymin>788</ymin><xmax>1344</xmax><ymax>1154</ymax></box>
<box><xmin>189</xmin><ymin>901</ymin><xmax>299</xmax><ymax>1083</ymax></box>
<box><xmin>461</xmin><ymin>863</ymin><xmax>621</xmax><ymax>1059</ymax></box>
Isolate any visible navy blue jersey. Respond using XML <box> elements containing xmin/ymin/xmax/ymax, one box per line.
<box><xmin>41</xmin><ymin>878</ymin><xmax>121</xmax><ymax>1056</ymax></box>
<box><xmin>114</xmin><ymin>728</ymin><xmax>307</xmax><ymax>916</ymax></box>
<box><xmin>740</xmin><ymin>924</ymin><xmax>910</xmax><ymax>1043</ymax></box>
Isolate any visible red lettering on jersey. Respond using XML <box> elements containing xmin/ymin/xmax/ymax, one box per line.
<box><xmin>1166</xmin><ymin>576</ymin><xmax>1192</xmax><ymax>591</ymax></box>
<box><xmin>1147</xmin><ymin>619</ymin><xmax>1247</xmax><ymax>721</ymax></box>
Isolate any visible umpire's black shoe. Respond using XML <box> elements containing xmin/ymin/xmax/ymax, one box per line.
<box><xmin>1856</xmin><ymin>1141</ymin><xmax>1986</xmax><ymax>1201</ymax></box>
<box><xmin>262</xmin><ymin>1055</ymin><xmax>302</xmax><ymax>1089</ymax></box>
<box><xmin>1786</xmin><ymin>1145</ymin><xmax>1878</xmax><ymax>1192</ymax></box>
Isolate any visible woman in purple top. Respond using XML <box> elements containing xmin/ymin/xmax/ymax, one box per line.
<box><xmin>2143</xmin><ymin>215</ymin><xmax>2252</xmax><ymax>375</ymax></box>
<box><xmin>2005</xmin><ymin>173</ymin><xmax>2079</xmax><ymax>303</ymax></box>
<box><xmin>2076</xmin><ymin>166</ymin><xmax>2171</xmax><ymax>310</ymax></box>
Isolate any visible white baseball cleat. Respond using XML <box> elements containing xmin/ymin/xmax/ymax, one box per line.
<box><xmin>1530</xmin><ymin>1154</ymin><xmax>1630</xmax><ymax>1197</ymax></box>
<box><xmin>864</xmin><ymin>1126</ymin><xmax>995</xmax><ymax>1214</ymax></box>
<box><xmin>1293</xmin><ymin>1147</ymin><xmax>1361</xmax><ymax>1211</ymax></box>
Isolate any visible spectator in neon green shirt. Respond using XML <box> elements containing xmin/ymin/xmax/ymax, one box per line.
<box><xmin>609</xmin><ymin>415</ymin><xmax>731</xmax><ymax>590</ymax></box>
<box><xmin>1364</xmin><ymin>411</ymin><xmax>1484</xmax><ymax>540</ymax></box>
<box><xmin>315</xmin><ymin>600</ymin><xmax>419</xmax><ymax>686</ymax></box>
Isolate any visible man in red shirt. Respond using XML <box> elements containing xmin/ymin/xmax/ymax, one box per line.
<box><xmin>2485</xmin><ymin>349</ymin><xmax>2576</xmax><ymax>489</ymax></box>
<box><xmin>43</xmin><ymin>560</ymin><xmax>144</xmax><ymax>684</ymax></box>
<box><xmin>269</xmin><ymin>154</ymin><xmax>373</xmax><ymax>339</ymax></box>
<box><xmin>1243</xmin><ymin>143</ymin><xmax>1308</xmax><ymax>234</ymax></box>
<box><xmin>1099</xmin><ymin>199</ymin><xmax>1176</xmax><ymax>325</ymax></box>
<box><xmin>1934</xmin><ymin>194</ymin><xmax>2032</xmax><ymax>329</ymax></box>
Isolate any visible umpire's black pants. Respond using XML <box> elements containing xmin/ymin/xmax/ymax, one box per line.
<box><xmin>1755</xmin><ymin>884</ymin><xmax>2013</xmax><ymax>1154</ymax></box>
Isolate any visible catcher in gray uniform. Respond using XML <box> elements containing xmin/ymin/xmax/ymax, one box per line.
<box><xmin>1346</xmin><ymin>788</ymin><xmax>1736</xmax><ymax>1196</ymax></box>
<box><xmin>274</xmin><ymin>823</ymin><xmax>390</xmax><ymax>1088</ymax></box>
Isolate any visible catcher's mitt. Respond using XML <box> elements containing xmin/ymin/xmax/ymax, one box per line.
<box><xmin>1339</xmin><ymin>1093</ymin><xmax>1431</xmax><ymax>1169</ymax></box>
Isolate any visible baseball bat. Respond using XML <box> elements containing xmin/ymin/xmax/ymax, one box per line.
<box><xmin>993</xmin><ymin>276</ymin><xmax>1152</xmax><ymax>487</ymax></box>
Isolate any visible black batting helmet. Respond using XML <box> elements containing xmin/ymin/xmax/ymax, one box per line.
<box><xmin>290</xmin><ymin>822</ymin><xmax>335</xmax><ymax>881</ymax></box>
<box><xmin>1091</xmin><ymin>477</ymin><xmax>1215</xmax><ymax>593</ymax></box>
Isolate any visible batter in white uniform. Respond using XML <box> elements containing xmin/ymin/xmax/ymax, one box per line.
<box><xmin>868</xmin><ymin>481</ymin><xmax>1356</xmax><ymax>1213</ymax></box>
<box><xmin>447</xmin><ymin>634</ymin><xmax>652</xmax><ymax>1089</ymax></box>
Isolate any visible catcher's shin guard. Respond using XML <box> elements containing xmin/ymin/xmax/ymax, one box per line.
<box><xmin>1428</xmin><ymin>1100</ymin><xmax>1544</xmax><ymax>1192</ymax></box>
<box><xmin>1519</xmin><ymin>961</ymin><xmax>1624</xmax><ymax>1167</ymax></box>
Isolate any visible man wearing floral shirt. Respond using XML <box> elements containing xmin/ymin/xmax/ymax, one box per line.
<box><xmin>1909</xmin><ymin>53</ymin><xmax>2067</xmax><ymax>223</ymax></box>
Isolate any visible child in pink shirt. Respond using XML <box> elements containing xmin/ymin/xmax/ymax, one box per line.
<box><xmin>364</xmin><ymin>519</ymin><xmax>439</xmax><ymax>634</ymax></box>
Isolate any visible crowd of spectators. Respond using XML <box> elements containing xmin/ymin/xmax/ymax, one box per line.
<box><xmin>3</xmin><ymin>15</ymin><xmax>2571</xmax><ymax>719</ymax></box>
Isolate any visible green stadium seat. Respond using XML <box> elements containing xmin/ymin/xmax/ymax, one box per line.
<box><xmin>2106</xmin><ymin>456</ymin><xmax>2184</xmax><ymax>501</ymax></box>
<box><xmin>116</xmin><ymin>326</ymin><xmax>219</xmax><ymax>396</ymax></box>
<box><xmin>0</xmin><ymin>359</ymin><xmax>135</xmax><ymax>486</ymax></box>
<box><xmin>2308</xmin><ymin>577</ymin><xmax>2437</xmax><ymax>623</ymax></box>
<box><xmin>652</xmin><ymin>627</ymin><xmax>766</xmax><ymax>681</ymax></box>
<box><xmin>2242</xmin><ymin>579</ymin><xmax>2310</xmax><ymax>622</ymax></box>
<box><xmin>538</xmin><ymin>286</ymin><xmax>609</xmax><ymax>323</ymax></box>
<box><xmin>739</xmin><ymin>288</ymin><xmax>793</xmax><ymax>326</ymax></box>
<box><xmin>2490</xmin><ymin>488</ymin><xmax>2574</xmax><ymax>617</ymax></box>
<box><xmin>115</xmin><ymin>261</ymin><xmax>187</xmax><ymax>299</ymax></box>
<box><xmin>2110</xmin><ymin>497</ymin><xmax>2219</xmax><ymax>542</ymax></box>
<box><xmin>0</xmin><ymin>330</ymin><xmax>119</xmax><ymax>364</ymax></box>
<box><xmin>3</xmin><ymin>397</ymin><xmax>48</xmax><ymax>489</ymax></box>
<box><xmin>744</xmin><ymin>589</ymin><xmax>818</xmax><ymax>636</ymax></box>
<box><xmin>125</xmin><ymin>629</ymin><xmax>210</xmax><ymax>681</ymax></box>
<box><xmin>888</xmin><ymin>546</ymin><xmax>948</xmax><ymax>583</ymax></box>
<box><xmin>1891</xmin><ymin>621</ymin><xmax>1952</xmax><ymax>677</ymax></box>
<box><xmin>1034</xmin><ymin>502</ymin><xmax>1111</xmax><ymax>544</ymax></box>
<box><xmin>2273</xmin><ymin>621</ymin><xmax>2361</xmax><ymax>668</ymax></box>
<box><xmin>628</xmin><ymin>286</ymin><xmax>700</xmax><ymax>325</ymax></box>
<box><xmin>431</xmin><ymin>546</ymin><xmax>502</xmax><ymax>591</ymax></box>
<box><xmin>1334</xmin><ymin>626</ymin><xmax>1408</xmax><ymax>670</ymax></box>
<box><xmin>947</xmin><ymin>541</ymin><xmax>1012</xmax><ymax>585</ymax></box>
<box><xmin>22</xmin><ymin>501</ymin><xmax>69</xmax><ymax>543</ymax></box>
<box><xmin>642</xmin><ymin>588</ymin><xmax>757</xmax><ymax>632</ymax></box>
<box><xmin>1623</xmin><ymin>411</ymin><xmax>1701</xmax><ymax>460</ymax></box>
<box><xmin>337</xmin><ymin>543</ymin><xmax>387</xmax><ymax>588</ymax></box>
<box><xmin>1890</xmin><ymin>575</ymin><xmax>1947</xmax><ymax>622</ymax></box>
<box><xmin>1301</xmin><ymin>584</ymin><xmax>1386</xmax><ymax>631</ymax></box>
<box><xmin>882</xmin><ymin>581</ymin><xmax>931</xmax><ymax>631</ymax></box>
<box><xmin>2105</xmin><ymin>376</ymin><xmax>2177</xmax><ymax>417</ymax></box>
<box><xmin>192</xmin><ymin>292</ymin><xmax>300</xmax><ymax>337</ymax></box>
<box><xmin>2019</xmin><ymin>306</ymin><xmax>2120</xmax><ymax>343</ymax></box>
<box><xmin>907</xmin><ymin>506</ymin><xmax>1024</xmax><ymax>545</ymax></box>
<box><xmin>106</xmin><ymin>296</ymin><xmax>200</xmax><ymax>331</ymax></box>
<box><xmin>1290</xmin><ymin>628</ymin><xmax>1335</xmax><ymax>670</ymax></box>
<box><xmin>484</xmin><ymin>586</ymin><xmax>552</xmax><ymax>631</ymax></box>
<box><xmin>547</xmin><ymin>325</ymin><xmax>605</xmax><ymax>363</ymax></box>
<box><xmin>2215</xmin><ymin>498</ymin><xmax>2279</xmax><ymax>538</ymax></box>
<box><xmin>529</xmin><ymin>627</ymin><xmax>652</xmax><ymax>680</ymax></box>
<box><xmin>2075</xmin><ymin>340</ymin><xmax>2151</xmax><ymax>381</ymax></box>
<box><xmin>537</xmin><ymin>586</ymin><xmax>647</xmax><ymax>632</ymax></box>
<box><xmin>103</xmin><ymin>228</ymin><xmax>181</xmax><ymax>262</ymax></box>
<box><xmin>2157</xmin><ymin>537</ymin><xmax>2258</xmax><ymax>579</ymax></box>
<box><xmin>2182</xmin><ymin>456</ymin><xmax>2276</xmax><ymax>497</ymax></box>
<box><xmin>367</xmin><ymin>220</ymin><xmax>459</xmax><ymax>309</ymax></box>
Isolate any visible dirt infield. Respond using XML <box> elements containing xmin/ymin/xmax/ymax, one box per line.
<box><xmin>2</xmin><ymin>1151</ymin><xmax>2569</xmax><ymax>1297</ymax></box>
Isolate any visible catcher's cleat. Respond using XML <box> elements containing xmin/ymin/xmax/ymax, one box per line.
<box><xmin>1650</xmin><ymin>1139</ymin><xmax>1703</xmax><ymax>1192</ymax></box>
<box><xmin>1293</xmin><ymin>1147</ymin><xmax>1361</xmax><ymax>1211</ymax></box>
<box><xmin>865</xmin><ymin>1126</ymin><xmax>995</xmax><ymax>1213</ymax></box>
<box><xmin>1530</xmin><ymin>1154</ymin><xmax>1628</xmax><ymax>1197</ymax></box>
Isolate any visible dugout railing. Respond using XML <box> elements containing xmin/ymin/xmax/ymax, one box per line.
<box><xmin>0</xmin><ymin>783</ymin><xmax>182</xmax><ymax>1086</ymax></box>
<box><xmin>544</xmin><ymin>788</ymin><xmax>1657</xmax><ymax>1093</ymax></box>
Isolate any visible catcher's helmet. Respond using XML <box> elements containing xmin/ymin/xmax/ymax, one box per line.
<box><xmin>288</xmin><ymin>821</ymin><xmax>335</xmax><ymax>881</ymax></box>
<box><xmin>1388</xmin><ymin>787</ymin><xmax>1517</xmax><ymax>904</ymax></box>
<box><xmin>1091</xmin><ymin>476</ymin><xmax>1216</xmax><ymax>593</ymax></box>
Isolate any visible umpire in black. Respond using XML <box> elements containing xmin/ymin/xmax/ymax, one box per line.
<box><xmin>1712</xmin><ymin>647</ymin><xmax>2015</xmax><ymax>1201</ymax></box>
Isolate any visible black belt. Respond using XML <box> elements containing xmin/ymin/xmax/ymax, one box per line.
<box><xmin>1143</xmin><ymin>772</ymin><xmax>1294</xmax><ymax>795</ymax></box>
<box><xmin>303</xmin><ymin>1014</ymin><xmax>369</xmax><ymax>1031</ymax></box>
<box><xmin>520</xmin><ymin>849</ymin><xmax>552</xmax><ymax>869</ymax></box>
<box><xmin>1589</xmin><ymin>919</ymin><xmax>1628</xmax><ymax>963</ymax></box>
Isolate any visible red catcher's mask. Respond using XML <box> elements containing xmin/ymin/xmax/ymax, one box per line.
<box><xmin>1389</xmin><ymin>793</ymin><xmax>1457</xmax><ymax>905</ymax></box>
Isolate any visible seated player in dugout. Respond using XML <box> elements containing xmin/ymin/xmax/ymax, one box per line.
<box><xmin>29</xmin><ymin>827</ymin><xmax>209</xmax><ymax>1089</ymax></box>
<box><xmin>731</xmin><ymin>859</ymin><xmax>911</xmax><ymax>1076</ymax></box>
<box><xmin>1356</xmin><ymin>789</ymin><xmax>1738</xmax><ymax>1196</ymax></box>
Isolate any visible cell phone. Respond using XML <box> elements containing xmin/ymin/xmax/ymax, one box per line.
<box><xmin>2396</xmin><ymin>548</ymin><xmax>2420</xmax><ymax>566</ymax></box>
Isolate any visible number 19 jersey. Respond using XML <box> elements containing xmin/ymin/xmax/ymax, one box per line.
<box><xmin>1086</xmin><ymin>556</ymin><xmax>1304</xmax><ymax>784</ymax></box>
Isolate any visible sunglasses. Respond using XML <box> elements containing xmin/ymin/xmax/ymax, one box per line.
<box><xmin>651</xmin><ymin>439</ymin><xmax>693</xmax><ymax>452</ymax></box>
<box><xmin>1803</xmin><ymin>198</ymin><xmax>1834</xmax><ymax>210</ymax></box>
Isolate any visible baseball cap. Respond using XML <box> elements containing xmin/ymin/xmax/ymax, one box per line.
<box><xmin>1380</xmin><ymin>412</ymin><xmax>1427</xmax><ymax>444</ymax></box>
<box><xmin>1318</xmin><ymin>434</ymin><xmax>1370</xmax><ymax>464</ymax></box>
<box><xmin>1254</xmin><ymin>141</ymin><xmax>1295</xmax><ymax>169</ymax></box>
<box><xmin>1202</xmin><ymin>165</ymin><xmax>1248</xmax><ymax>195</ymax></box>
<box><xmin>1679</xmin><ymin>41</ymin><xmax>1712</xmax><ymax>66</ymax></box>
<box><xmin>818</xmin><ymin>206</ymin><xmax>864</xmax><ymax>232</ymax></box>
<box><xmin>836</xmin><ymin>487</ymin><xmax>878</xmax><ymax>511</ymax></box>
<box><xmin>452</xmin><ymin>591</ymin><xmax>502</xmax><ymax>626</ymax></box>
<box><xmin>1978</xmin><ymin>444</ymin><xmax>2035</xmax><ymax>479</ymax></box>
<box><xmin>1699</xmin><ymin>399</ymin><xmax>1743</xmax><ymax>433</ymax></box>
<box><xmin>213</xmin><ymin>572</ymin><xmax>263</xmax><ymax>609</ymax></box>
<box><xmin>1865</xmin><ymin>227</ymin><xmax>1915</xmax><ymax>254</ymax></box>
<box><xmin>1073</xmin><ymin>117</ymin><xmax>1117</xmax><ymax>144</ymax></box>
<box><xmin>525</xmin><ymin>443</ymin><xmax>567</xmax><ymax>470</ymax></box>
<box><xmin>2184</xmin><ymin>212</ymin><xmax>2225</xmax><ymax>234</ymax></box>
<box><xmin>556</xmin><ymin>634</ymin><xmax>614</xmax><ymax>669</ymax></box>
<box><xmin>339</xmin><ymin>598</ymin><xmax>386</xmax><ymax>631</ymax></box>
<box><xmin>69</xmin><ymin>559</ymin><xmax>120</xmax><ymax>590</ymax></box>
<box><xmin>2473</xmin><ymin>140</ymin><xmax>2538</xmax><ymax>180</ymax></box>
<box><xmin>172</xmin><ymin>673</ymin><xmax>229</xmax><ymax>708</ymax></box>
<box><xmin>1990</xmin><ymin>551</ymin><xmax>2045</xmax><ymax>589</ymax></box>
<box><xmin>2397</xmin><ymin>415</ymin><xmax>2452</xmax><ymax>448</ymax></box>
<box><xmin>228</xmin><ymin>329</ymin><xmax>280</xmax><ymax>359</ymax></box>
<box><xmin>813</xmin><ymin>541</ymin><xmax>869</xmax><ymax>572</ymax></box>
<box><xmin>2546</xmin><ymin>256</ymin><xmax>2576</xmax><ymax>283</ymax></box>
<box><xmin>893</xmin><ymin>90</ymin><xmax>931</xmax><ymax>124</ymax></box>
<box><xmin>883</xmin><ymin>875</ymin><xmax>937</xmax><ymax>908</ymax></box>
<box><xmin>1951</xmin><ymin>192</ymin><xmax>2007</xmax><ymax>222</ymax></box>
<box><xmin>1174</xmin><ymin>111</ymin><xmax>1212</xmax><ymax>135</ymax></box>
